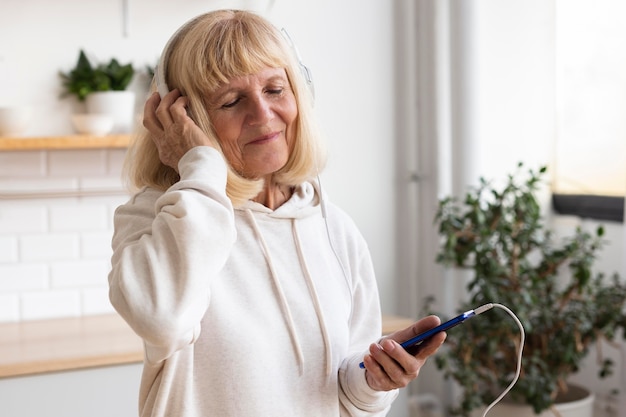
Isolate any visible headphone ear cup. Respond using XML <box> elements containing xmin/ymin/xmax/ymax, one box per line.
<box><xmin>155</xmin><ymin>16</ymin><xmax>200</xmax><ymax>99</ymax></box>
<box><xmin>155</xmin><ymin>64</ymin><xmax>170</xmax><ymax>98</ymax></box>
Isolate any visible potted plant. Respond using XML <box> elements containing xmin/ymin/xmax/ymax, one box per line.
<box><xmin>59</xmin><ymin>49</ymin><xmax>136</xmax><ymax>133</ymax></box>
<box><xmin>430</xmin><ymin>163</ymin><xmax>626</xmax><ymax>416</ymax></box>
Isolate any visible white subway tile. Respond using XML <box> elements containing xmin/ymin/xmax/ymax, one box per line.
<box><xmin>82</xmin><ymin>287</ymin><xmax>115</xmax><ymax>315</ymax></box>
<box><xmin>0</xmin><ymin>294</ymin><xmax>20</xmax><ymax>322</ymax></box>
<box><xmin>79</xmin><ymin>176</ymin><xmax>125</xmax><ymax>190</ymax></box>
<box><xmin>0</xmin><ymin>237</ymin><xmax>18</xmax><ymax>263</ymax></box>
<box><xmin>0</xmin><ymin>264</ymin><xmax>48</xmax><ymax>291</ymax></box>
<box><xmin>50</xmin><ymin>260</ymin><xmax>109</xmax><ymax>288</ymax></box>
<box><xmin>0</xmin><ymin>178</ymin><xmax>78</xmax><ymax>193</ymax></box>
<box><xmin>49</xmin><ymin>204</ymin><xmax>108</xmax><ymax>232</ymax></box>
<box><xmin>0</xmin><ymin>151</ymin><xmax>46</xmax><ymax>177</ymax></box>
<box><xmin>21</xmin><ymin>290</ymin><xmax>81</xmax><ymax>320</ymax></box>
<box><xmin>20</xmin><ymin>234</ymin><xmax>80</xmax><ymax>262</ymax></box>
<box><xmin>81</xmin><ymin>231</ymin><xmax>114</xmax><ymax>259</ymax></box>
<box><xmin>107</xmin><ymin>149</ymin><xmax>127</xmax><ymax>174</ymax></box>
<box><xmin>0</xmin><ymin>205</ymin><xmax>47</xmax><ymax>234</ymax></box>
<box><xmin>48</xmin><ymin>150</ymin><xmax>107</xmax><ymax>176</ymax></box>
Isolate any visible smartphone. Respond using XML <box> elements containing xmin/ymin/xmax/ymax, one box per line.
<box><xmin>359</xmin><ymin>309</ymin><xmax>476</xmax><ymax>369</ymax></box>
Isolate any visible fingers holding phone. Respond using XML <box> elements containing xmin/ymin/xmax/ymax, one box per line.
<box><xmin>362</xmin><ymin>316</ymin><xmax>446</xmax><ymax>391</ymax></box>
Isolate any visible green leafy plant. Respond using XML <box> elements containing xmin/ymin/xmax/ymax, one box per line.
<box><xmin>59</xmin><ymin>49</ymin><xmax>135</xmax><ymax>101</ymax></box>
<box><xmin>431</xmin><ymin>162</ymin><xmax>626</xmax><ymax>416</ymax></box>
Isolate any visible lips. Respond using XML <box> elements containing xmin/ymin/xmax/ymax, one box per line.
<box><xmin>247</xmin><ymin>131</ymin><xmax>280</xmax><ymax>145</ymax></box>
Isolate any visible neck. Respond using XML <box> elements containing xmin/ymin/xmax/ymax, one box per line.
<box><xmin>252</xmin><ymin>177</ymin><xmax>293</xmax><ymax>210</ymax></box>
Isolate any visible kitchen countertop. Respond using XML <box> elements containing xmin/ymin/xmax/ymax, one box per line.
<box><xmin>0</xmin><ymin>314</ymin><xmax>143</xmax><ymax>378</ymax></box>
<box><xmin>0</xmin><ymin>313</ymin><xmax>414</xmax><ymax>378</ymax></box>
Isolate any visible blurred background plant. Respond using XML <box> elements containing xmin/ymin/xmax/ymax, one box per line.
<box><xmin>59</xmin><ymin>49</ymin><xmax>135</xmax><ymax>101</ymax></box>
<box><xmin>430</xmin><ymin>162</ymin><xmax>626</xmax><ymax>416</ymax></box>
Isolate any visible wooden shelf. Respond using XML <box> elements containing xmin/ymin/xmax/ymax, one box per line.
<box><xmin>0</xmin><ymin>134</ymin><xmax>131</xmax><ymax>151</ymax></box>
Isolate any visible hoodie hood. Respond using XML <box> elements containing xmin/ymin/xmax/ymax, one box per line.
<box><xmin>238</xmin><ymin>180</ymin><xmax>323</xmax><ymax>219</ymax></box>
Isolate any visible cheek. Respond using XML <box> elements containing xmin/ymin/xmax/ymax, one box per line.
<box><xmin>211</xmin><ymin>117</ymin><xmax>244</xmax><ymax>169</ymax></box>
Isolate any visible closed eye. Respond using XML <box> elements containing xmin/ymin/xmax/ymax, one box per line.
<box><xmin>221</xmin><ymin>97</ymin><xmax>241</xmax><ymax>109</ymax></box>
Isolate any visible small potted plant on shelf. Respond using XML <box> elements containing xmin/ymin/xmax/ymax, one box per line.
<box><xmin>59</xmin><ymin>49</ymin><xmax>136</xmax><ymax>134</ymax></box>
<box><xmin>430</xmin><ymin>162</ymin><xmax>626</xmax><ymax>417</ymax></box>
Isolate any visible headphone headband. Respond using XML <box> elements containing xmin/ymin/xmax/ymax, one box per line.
<box><xmin>154</xmin><ymin>14</ymin><xmax>314</xmax><ymax>100</ymax></box>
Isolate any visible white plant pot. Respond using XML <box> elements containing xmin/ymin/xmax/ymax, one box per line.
<box><xmin>85</xmin><ymin>91</ymin><xmax>136</xmax><ymax>134</ymax></box>
<box><xmin>0</xmin><ymin>106</ymin><xmax>31</xmax><ymax>136</ymax></box>
<box><xmin>70</xmin><ymin>114</ymin><xmax>114</xmax><ymax>136</ymax></box>
<box><xmin>472</xmin><ymin>384</ymin><xmax>594</xmax><ymax>417</ymax></box>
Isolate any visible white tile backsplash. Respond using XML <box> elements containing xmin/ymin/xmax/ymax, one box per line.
<box><xmin>49</xmin><ymin>204</ymin><xmax>108</xmax><ymax>232</ymax></box>
<box><xmin>107</xmin><ymin>149</ymin><xmax>127</xmax><ymax>174</ymax></box>
<box><xmin>50</xmin><ymin>260</ymin><xmax>109</xmax><ymax>288</ymax></box>
<box><xmin>48</xmin><ymin>150</ymin><xmax>108</xmax><ymax>176</ymax></box>
<box><xmin>0</xmin><ymin>206</ymin><xmax>47</xmax><ymax>234</ymax></box>
<box><xmin>0</xmin><ymin>264</ymin><xmax>48</xmax><ymax>291</ymax></box>
<box><xmin>0</xmin><ymin>152</ymin><xmax>46</xmax><ymax>177</ymax></box>
<box><xmin>0</xmin><ymin>294</ymin><xmax>20</xmax><ymax>322</ymax></box>
<box><xmin>82</xmin><ymin>287</ymin><xmax>116</xmax><ymax>316</ymax></box>
<box><xmin>0</xmin><ymin>178</ymin><xmax>79</xmax><ymax>192</ymax></box>
<box><xmin>20</xmin><ymin>234</ymin><xmax>80</xmax><ymax>262</ymax></box>
<box><xmin>0</xmin><ymin>148</ymin><xmax>126</xmax><ymax>322</ymax></box>
<box><xmin>80</xmin><ymin>232</ymin><xmax>114</xmax><ymax>259</ymax></box>
<box><xmin>0</xmin><ymin>237</ymin><xmax>18</xmax><ymax>263</ymax></box>
<box><xmin>79</xmin><ymin>176</ymin><xmax>127</xmax><ymax>190</ymax></box>
<box><xmin>21</xmin><ymin>290</ymin><xmax>81</xmax><ymax>321</ymax></box>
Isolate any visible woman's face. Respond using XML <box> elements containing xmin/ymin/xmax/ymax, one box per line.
<box><xmin>206</xmin><ymin>67</ymin><xmax>298</xmax><ymax>179</ymax></box>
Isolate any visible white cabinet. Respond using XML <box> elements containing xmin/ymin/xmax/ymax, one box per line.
<box><xmin>0</xmin><ymin>363</ymin><xmax>142</xmax><ymax>417</ymax></box>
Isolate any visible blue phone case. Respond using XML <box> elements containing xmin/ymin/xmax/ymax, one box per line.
<box><xmin>359</xmin><ymin>310</ymin><xmax>476</xmax><ymax>369</ymax></box>
<box><xmin>400</xmin><ymin>310</ymin><xmax>475</xmax><ymax>354</ymax></box>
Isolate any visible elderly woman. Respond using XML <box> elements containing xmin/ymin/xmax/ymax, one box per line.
<box><xmin>108</xmin><ymin>9</ymin><xmax>444</xmax><ymax>417</ymax></box>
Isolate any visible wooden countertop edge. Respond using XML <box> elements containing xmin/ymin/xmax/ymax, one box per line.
<box><xmin>0</xmin><ymin>313</ymin><xmax>414</xmax><ymax>379</ymax></box>
<box><xmin>2</xmin><ymin>352</ymin><xmax>145</xmax><ymax>378</ymax></box>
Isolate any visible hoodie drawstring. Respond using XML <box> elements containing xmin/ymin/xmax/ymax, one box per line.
<box><xmin>291</xmin><ymin>218</ymin><xmax>333</xmax><ymax>378</ymax></box>
<box><xmin>245</xmin><ymin>209</ymin><xmax>333</xmax><ymax>378</ymax></box>
<box><xmin>246</xmin><ymin>209</ymin><xmax>305</xmax><ymax>375</ymax></box>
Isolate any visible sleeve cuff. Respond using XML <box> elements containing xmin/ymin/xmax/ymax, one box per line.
<box><xmin>340</xmin><ymin>354</ymin><xmax>399</xmax><ymax>411</ymax></box>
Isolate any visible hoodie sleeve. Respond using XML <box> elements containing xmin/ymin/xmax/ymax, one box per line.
<box><xmin>108</xmin><ymin>146</ymin><xmax>236</xmax><ymax>364</ymax></box>
<box><xmin>326</xmin><ymin>206</ymin><xmax>399</xmax><ymax>416</ymax></box>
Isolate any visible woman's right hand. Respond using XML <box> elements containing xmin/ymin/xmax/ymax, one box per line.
<box><xmin>143</xmin><ymin>90</ymin><xmax>215</xmax><ymax>171</ymax></box>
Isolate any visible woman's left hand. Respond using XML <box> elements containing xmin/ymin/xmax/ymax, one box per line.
<box><xmin>361</xmin><ymin>315</ymin><xmax>446</xmax><ymax>391</ymax></box>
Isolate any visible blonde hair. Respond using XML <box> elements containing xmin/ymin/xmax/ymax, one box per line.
<box><xmin>124</xmin><ymin>9</ymin><xmax>326</xmax><ymax>207</ymax></box>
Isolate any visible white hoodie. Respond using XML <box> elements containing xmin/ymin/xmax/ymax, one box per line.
<box><xmin>108</xmin><ymin>146</ymin><xmax>398</xmax><ymax>417</ymax></box>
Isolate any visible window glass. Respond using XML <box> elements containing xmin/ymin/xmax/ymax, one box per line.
<box><xmin>554</xmin><ymin>0</ymin><xmax>626</xmax><ymax>196</ymax></box>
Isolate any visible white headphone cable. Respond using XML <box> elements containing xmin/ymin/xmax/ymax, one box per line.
<box><xmin>476</xmin><ymin>303</ymin><xmax>526</xmax><ymax>417</ymax></box>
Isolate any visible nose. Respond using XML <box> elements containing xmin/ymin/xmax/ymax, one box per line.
<box><xmin>246</xmin><ymin>95</ymin><xmax>273</xmax><ymax>126</ymax></box>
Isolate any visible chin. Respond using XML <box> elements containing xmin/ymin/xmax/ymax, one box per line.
<box><xmin>243</xmin><ymin>158</ymin><xmax>289</xmax><ymax>179</ymax></box>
